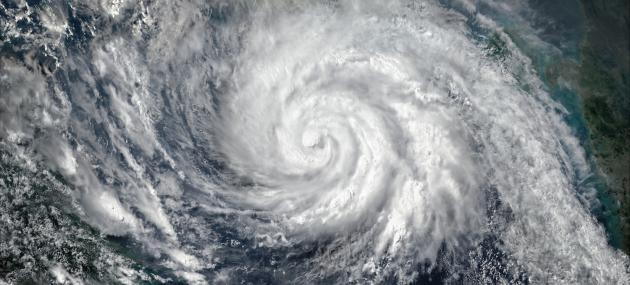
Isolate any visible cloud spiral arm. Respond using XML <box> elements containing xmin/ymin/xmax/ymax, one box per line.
<box><xmin>1</xmin><ymin>0</ymin><xmax>628</xmax><ymax>283</ymax></box>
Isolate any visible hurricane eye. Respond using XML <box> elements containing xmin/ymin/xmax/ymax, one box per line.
<box><xmin>1</xmin><ymin>0</ymin><xmax>627</xmax><ymax>284</ymax></box>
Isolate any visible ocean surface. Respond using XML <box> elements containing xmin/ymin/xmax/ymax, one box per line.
<box><xmin>1</xmin><ymin>0</ymin><xmax>628</xmax><ymax>284</ymax></box>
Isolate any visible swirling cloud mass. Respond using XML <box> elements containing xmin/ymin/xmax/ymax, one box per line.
<box><xmin>1</xmin><ymin>0</ymin><xmax>629</xmax><ymax>284</ymax></box>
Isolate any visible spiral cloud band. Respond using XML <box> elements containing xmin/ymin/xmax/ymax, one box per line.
<box><xmin>217</xmin><ymin>2</ymin><xmax>486</xmax><ymax>271</ymax></box>
<box><xmin>1</xmin><ymin>0</ymin><xmax>628</xmax><ymax>283</ymax></box>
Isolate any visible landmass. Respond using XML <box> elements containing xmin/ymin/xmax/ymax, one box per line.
<box><xmin>578</xmin><ymin>0</ymin><xmax>630</xmax><ymax>252</ymax></box>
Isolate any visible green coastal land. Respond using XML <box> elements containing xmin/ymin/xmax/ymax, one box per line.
<box><xmin>578</xmin><ymin>0</ymin><xmax>630</xmax><ymax>252</ymax></box>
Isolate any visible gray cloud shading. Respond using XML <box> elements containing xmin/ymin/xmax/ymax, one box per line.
<box><xmin>0</xmin><ymin>0</ymin><xmax>628</xmax><ymax>284</ymax></box>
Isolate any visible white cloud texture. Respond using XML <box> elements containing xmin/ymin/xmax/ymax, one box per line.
<box><xmin>1</xmin><ymin>0</ymin><xmax>628</xmax><ymax>284</ymax></box>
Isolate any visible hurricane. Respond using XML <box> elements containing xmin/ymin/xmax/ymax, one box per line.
<box><xmin>1</xmin><ymin>0</ymin><xmax>629</xmax><ymax>284</ymax></box>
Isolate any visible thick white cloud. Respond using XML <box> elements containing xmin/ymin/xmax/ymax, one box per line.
<box><xmin>3</xmin><ymin>0</ymin><xmax>627</xmax><ymax>283</ymax></box>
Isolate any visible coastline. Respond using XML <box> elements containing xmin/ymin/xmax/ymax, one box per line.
<box><xmin>577</xmin><ymin>0</ymin><xmax>630</xmax><ymax>253</ymax></box>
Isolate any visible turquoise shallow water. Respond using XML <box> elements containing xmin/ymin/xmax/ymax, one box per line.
<box><xmin>2</xmin><ymin>1</ymin><xmax>627</xmax><ymax>283</ymax></box>
<box><xmin>476</xmin><ymin>0</ymin><xmax>624</xmax><ymax>248</ymax></box>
